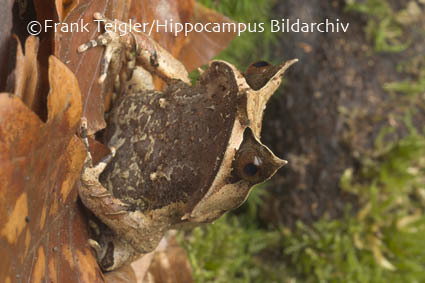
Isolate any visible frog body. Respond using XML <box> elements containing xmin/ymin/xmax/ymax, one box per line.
<box><xmin>79</xmin><ymin>13</ymin><xmax>297</xmax><ymax>271</ymax></box>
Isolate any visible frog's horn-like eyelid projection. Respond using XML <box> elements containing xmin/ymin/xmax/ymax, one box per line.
<box><xmin>247</xmin><ymin>59</ymin><xmax>298</xmax><ymax>137</ymax></box>
<box><xmin>206</xmin><ymin>59</ymin><xmax>298</xmax><ymax>137</ymax></box>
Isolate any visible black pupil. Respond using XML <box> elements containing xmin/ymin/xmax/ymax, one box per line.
<box><xmin>253</xmin><ymin>61</ymin><xmax>270</xmax><ymax>67</ymax></box>
<box><xmin>243</xmin><ymin>163</ymin><xmax>258</xmax><ymax>176</ymax></box>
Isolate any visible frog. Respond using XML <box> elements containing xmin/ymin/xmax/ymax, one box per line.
<box><xmin>78</xmin><ymin>13</ymin><xmax>297</xmax><ymax>271</ymax></box>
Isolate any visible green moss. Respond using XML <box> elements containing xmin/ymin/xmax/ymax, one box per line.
<box><xmin>182</xmin><ymin>125</ymin><xmax>425</xmax><ymax>283</ymax></box>
<box><xmin>178</xmin><ymin>187</ymin><xmax>290</xmax><ymax>283</ymax></box>
<box><xmin>345</xmin><ymin>0</ymin><xmax>410</xmax><ymax>52</ymax></box>
<box><xmin>384</xmin><ymin>56</ymin><xmax>425</xmax><ymax>97</ymax></box>
<box><xmin>282</xmin><ymin>121</ymin><xmax>425</xmax><ymax>282</ymax></box>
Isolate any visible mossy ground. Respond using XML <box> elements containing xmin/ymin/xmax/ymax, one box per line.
<box><xmin>180</xmin><ymin>0</ymin><xmax>425</xmax><ymax>282</ymax></box>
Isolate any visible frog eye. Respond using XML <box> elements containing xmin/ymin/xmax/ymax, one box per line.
<box><xmin>235</xmin><ymin>150</ymin><xmax>264</xmax><ymax>183</ymax></box>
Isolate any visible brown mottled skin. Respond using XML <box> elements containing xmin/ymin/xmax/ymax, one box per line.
<box><xmin>100</xmin><ymin>64</ymin><xmax>240</xmax><ymax>215</ymax></box>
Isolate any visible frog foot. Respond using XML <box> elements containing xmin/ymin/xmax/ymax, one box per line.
<box><xmin>78</xmin><ymin>13</ymin><xmax>136</xmax><ymax>84</ymax></box>
<box><xmin>79</xmin><ymin>13</ymin><xmax>190</xmax><ymax>85</ymax></box>
<box><xmin>80</xmin><ymin>117</ymin><xmax>117</xmax><ymax>181</ymax></box>
<box><xmin>87</xmin><ymin>223</ymin><xmax>139</xmax><ymax>271</ymax></box>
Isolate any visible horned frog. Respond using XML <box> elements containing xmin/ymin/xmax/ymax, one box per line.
<box><xmin>78</xmin><ymin>13</ymin><xmax>297</xmax><ymax>271</ymax></box>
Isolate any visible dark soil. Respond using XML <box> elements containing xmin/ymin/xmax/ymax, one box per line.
<box><xmin>260</xmin><ymin>0</ymin><xmax>425</xmax><ymax>227</ymax></box>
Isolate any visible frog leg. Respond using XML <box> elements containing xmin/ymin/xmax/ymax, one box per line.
<box><xmin>78</xmin><ymin>13</ymin><xmax>190</xmax><ymax>85</ymax></box>
<box><xmin>79</xmin><ymin>118</ymin><xmax>163</xmax><ymax>270</ymax></box>
<box><xmin>79</xmin><ymin>117</ymin><xmax>128</xmax><ymax>223</ymax></box>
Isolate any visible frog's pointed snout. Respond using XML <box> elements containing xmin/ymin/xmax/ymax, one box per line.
<box><xmin>270</xmin><ymin>155</ymin><xmax>288</xmax><ymax>175</ymax></box>
<box><xmin>277</xmin><ymin>158</ymin><xmax>288</xmax><ymax>168</ymax></box>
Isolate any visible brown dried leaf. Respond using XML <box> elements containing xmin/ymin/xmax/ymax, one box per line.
<box><xmin>145</xmin><ymin>236</ymin><xmax>194</xmax><ymax>283</ymax></box>
<box><xmin>14</xmin><ymin>36</ymin><xmax>40</xmax><ymax>112</ymax></box>
<box><xmin>179</xmin><ymin>2</ymin><xmax>237</xmax><ymax>71</ymax></box>
<box><xmin>54</xmin><ymin>0</ymin><xmax>110</xmax><ymax>135</ymax></box>
<box><xmin>55</xmin><ymin>0</ymin><xmax>80</xmax><ymax>21</ymax></box>
<box><xmin>104</xmin><ymin>264</ymin><xmax>138</xmax><ymax>283</ymax></box>
<box><xmin>0</xmin><ymin>0</ymin><xmax>14</xmax><ymax>90</ymax></box>
<box><xmin>0</xmin><ymin>56</ymin><xmax>103</xmax><ymax>282</ymax></box>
